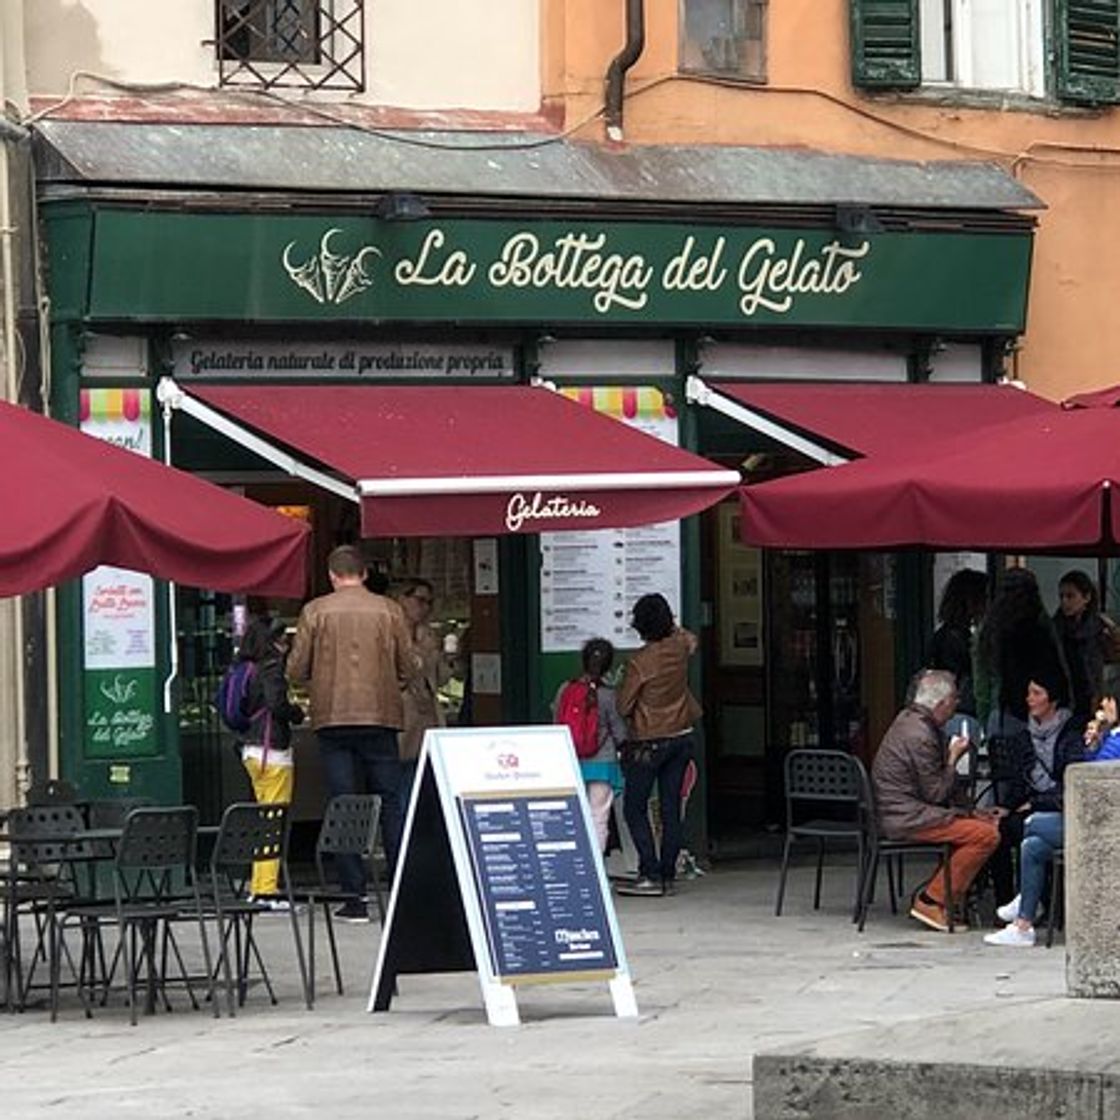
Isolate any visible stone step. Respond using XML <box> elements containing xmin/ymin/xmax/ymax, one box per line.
<box><xmin>752</xmin><ymin>999</ymin><xmax>1120</xmax><ymax>1120</ymax></box>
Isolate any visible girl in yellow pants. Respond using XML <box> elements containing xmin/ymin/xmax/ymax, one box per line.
<box><xmin>236</xmin><ymin>616</ymin><xmax>305</xmax><ymax>903</ymax></box>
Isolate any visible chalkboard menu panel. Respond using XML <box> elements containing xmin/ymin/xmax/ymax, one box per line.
<box><xmin>458</xmin><ymin>793</ymin><xmax>618</xmax><ymax>979</ymax></box>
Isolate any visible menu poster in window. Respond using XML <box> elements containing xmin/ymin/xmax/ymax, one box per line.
<box><xmin>80</xmin><ymin>387</ymin><xmax>159</xmax><ymax>758</ymax></box>
<box><xmin>717</xmin><ymin>503</ymin><xmax>764</xmax><ymax>667</ymax></box>
<box><xmin>540</xmin><ymin>386</ymin><xmax>681</xmax><ymax>653</ymax></box>
<box><xmin>370</xmin><ymin>725</ymin><xmax>637</xmax><ymax>1028</ymax></box>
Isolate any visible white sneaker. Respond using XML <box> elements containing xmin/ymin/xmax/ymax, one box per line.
<box><xmin>984</xmin><ymin>923</ymin><xmax>1036</xmax><ymax>947</ymax></box>
<box><xmin>996</xmin><ymin>895</ymin><xmax>1022</xmax><ymax>924</ymax></box>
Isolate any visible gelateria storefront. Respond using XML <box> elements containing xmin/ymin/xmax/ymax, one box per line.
<box><xmin>40</xmin><ymin>201</ymin><xmax>1034</xmax><ymax>841</ymax></box>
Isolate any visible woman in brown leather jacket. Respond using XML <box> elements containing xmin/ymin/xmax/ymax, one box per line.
<box><xmin>615</xmin><ymin>593</ymin><xmax>701</xmax><ymax>897</ymax></box>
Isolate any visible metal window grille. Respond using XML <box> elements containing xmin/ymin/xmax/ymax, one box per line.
<box><xmin>217</xmin><ymin>0</ymin><xmax>364</xmax><ymax>91</ymax></box>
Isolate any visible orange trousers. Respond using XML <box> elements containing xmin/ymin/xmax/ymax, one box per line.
<box><xmin>910</xmin><ymin>816</ymin><xmax>1000</xmax><ymax>907</ymax></box>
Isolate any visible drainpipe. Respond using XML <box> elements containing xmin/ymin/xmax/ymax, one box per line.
<box><xmin>604</xmin><ymin>0</ymin><xmax>645</xmax><ymax>142</ymax></box>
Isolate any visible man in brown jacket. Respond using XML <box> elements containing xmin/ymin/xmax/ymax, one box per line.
<box><xmin>872</xmin><ymin>669</ymin><xmax>1001</xmax><ymax>932</ymax></box>
<box><xmin>288</xmin><ymin>545</ymin><xmax>414</xmax><ymax>923</ymax></box>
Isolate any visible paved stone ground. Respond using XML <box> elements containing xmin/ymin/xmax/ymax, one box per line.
<box><xmin>0</xmin><ymin>856</ymin><xmax>1071</xmax><ymax>1119</ymax></box>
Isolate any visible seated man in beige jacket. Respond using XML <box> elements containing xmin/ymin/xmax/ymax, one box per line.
<box><xmin>288</xmin><ymin>544</ymin><xmax>415</xmax><ymax>923</ymax></box>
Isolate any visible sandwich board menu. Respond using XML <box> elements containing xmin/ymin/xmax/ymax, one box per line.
<box><xmin>368</xmin><ymin>725</ymin><xmax>637</xmax><ymax>1027</ymax></box>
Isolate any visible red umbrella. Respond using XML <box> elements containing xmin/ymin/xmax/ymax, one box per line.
<box><xmin>739</xmin><ymin>407</ymin><xmax>1120</xmax><ymax>553</ymax></box>
<box><xmin>3</xmin><ymin>400</ymin><xmax>308</xmax><ymax>596</ymax></box>
<box><xmin>1063</xmin><ymin>384</ymin><xmax>1120</xmax><ymax>410</ymax></box>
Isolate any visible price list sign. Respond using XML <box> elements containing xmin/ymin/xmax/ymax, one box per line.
<box><xmin>370</xmin><ymin>725</ymin><xmax>637</xmax><ymax>1027</ymax></box>
<box><xmin>459</xmin><ymin>793</ymin><xmax>617</xmax><ymax>979</ymax></box>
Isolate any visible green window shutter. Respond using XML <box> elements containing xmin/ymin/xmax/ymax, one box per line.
<box><xmin>1056</xmin><ymin>0</ymin><xmax>1120</xmax><ymax>104</ymax></box>
<box><xmin>850</xmin><ymin>0</ymin><xmax>920</xmax><ymax>90</ymax></box>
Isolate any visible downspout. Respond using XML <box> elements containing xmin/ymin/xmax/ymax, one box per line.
<box><xmin>604</xmin><ymin>0</ymin><xmax>645</xmax><ymax>142</ymax></box>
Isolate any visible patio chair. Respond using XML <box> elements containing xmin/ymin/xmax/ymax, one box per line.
<box><xmin>775</xmin><ymin>749</ymin><xmax>867</xmax><ymax>921</ymax></box>
<box><xmin>4</xmin><ymin>804</ymin><xmax>94</xmax><ymax>1018</ymax></box>
<box><xmin>1046</xmin><ymin>850</ymin><xmax>1064</xmax><ymax>949</ymax></box>
<box><xmin>207</xmin><ymin>802</ymin><xmax>311</xmax><ymax>1015</ymax></box>
<box><xmin>291</xmin><ymin>794</ymin><xmax>381</xmax><ymax>1000</ymax></box>
<box><xmin>103</xmin><ymin>806</ymin><xmax>216</xmax><ymax>1026</ymax></box>
<box><xmin>854</xmin><ymin>762</ymin><xmax>955</xmax><ymax>933</ymax></box>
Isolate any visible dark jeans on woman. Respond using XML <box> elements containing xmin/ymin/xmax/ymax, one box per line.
<box><xmin>622</xmin><ymin>732</ymin><xmax>694</xmax><ymax>884</ymax></box>
<box><xmin>317</xmin><ymin>725</ymin><xmax>403</xmax><ymax>896</ymax></box>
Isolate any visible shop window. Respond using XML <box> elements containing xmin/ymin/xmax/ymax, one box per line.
<box><xmin>680</xmin><ymin>0</ymin><xmax>767</xmax><ymax>82</ymax></box>
<box><xmin>216</xmin><ymin>0</ymin><xmax>365</xmax><ymax>91</ymax></box>
<box><xmin>851</xmin><ymin>0</ymin><xmax>1120</xmax><ymax>105</ymax></box>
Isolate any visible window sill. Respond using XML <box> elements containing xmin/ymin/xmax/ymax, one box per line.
<box><xmin>861</xmin><ymin>86</ymin><xmax>1105</xmax><ymax>118</ymax></box>
<box><xmin>679</xmin><ymin>66</ymin><xmax>767</xmax><ymax>88</ymax></box>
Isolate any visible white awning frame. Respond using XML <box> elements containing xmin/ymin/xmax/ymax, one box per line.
<box><xmin>157</xmin><ymin>377</ymin><xmax>358</xmax><ymax>502</ymax></box>
<box><xmin>684</xmin><ymin>375</ymin><xmax>850</xmax><ymax>468</ymax></box>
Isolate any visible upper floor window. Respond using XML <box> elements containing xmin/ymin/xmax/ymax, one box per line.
<box><xmin>851</xmin><ymin>0</ymin><xmax>1120</xmax><ymax>105</ymax></box>
<box><xmin>919</xmin><ymin>0</ymin><xmax>1045</xmax><ymax>97</ymax></box>
<box><xmin>217</xmin><ymin>0</ymin><xmax>365</xmax><ymax>90</ymax></box>
<box><xmin>680</xmin><ymin>0</ymin><xmax>767</xmax><ymax>83</ymax></box>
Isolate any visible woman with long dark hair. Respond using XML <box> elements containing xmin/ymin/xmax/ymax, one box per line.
<box><xmin>237</xmin><ymin>615</ymin><xmax>304</xmax><ymax>906</ymax></box>
<box><xmin>929</xmin><ymin>568</ymin><xmax>989</xmax><ymax>716</ymax></box>
<box><xmin>975</xmin><ymin>567</ymin><xmax>1068</xmax><ymax>738</ymax></box>
<box><xmin>1053</xmin><ymin>568</ymin><xmax>1106</xmax><ymax>723</ymax></box>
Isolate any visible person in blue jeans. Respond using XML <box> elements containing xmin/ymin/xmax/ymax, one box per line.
<box><xmin>615</xmin><ymin>593</ymin><xmax>701</xmax><ymax>898</ymax></box>
<box><xmin>986</xmin><ymin>695</ymin><xmax>1120</xmax><ymax>947</ymax></box>
<box><xmin>288</xmin><ymin>545</ymin><xmax>416</xmax><ymax>923</ymax></box>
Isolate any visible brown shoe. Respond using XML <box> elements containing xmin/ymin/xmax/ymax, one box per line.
<box><xmin>909</xmin><ymin>892</ymin><xmax>950</xmax><ymax>933</ymax></box>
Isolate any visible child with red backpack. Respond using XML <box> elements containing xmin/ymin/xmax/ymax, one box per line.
<box><xmin>553</xmin><ymin>638</ymin><xmax>627</xmax><ymax>852</ymax></box>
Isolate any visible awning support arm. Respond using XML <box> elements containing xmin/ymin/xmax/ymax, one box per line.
<box><xmin>684</xmin><ymin>375</ymin><xmax>850</xmax><ymax>468</ymax></box>
<box><xmin>156</xmin><ymin>377</ymin><xmax>358</xmax><ymax>503</ymax></box>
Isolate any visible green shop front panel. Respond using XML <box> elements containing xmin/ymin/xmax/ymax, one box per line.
<box><xmin>86</xmin><ymin>209</ymin><xmax>1032</xmax><ymax>333</ymax></box>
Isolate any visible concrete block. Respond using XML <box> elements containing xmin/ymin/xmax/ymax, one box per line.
<box><xmin>1066</xmin><ymin>761</ymin><xmax>1120</xmax><ymax>998</ymax></box>
<box><xmin>752</xmin><ymin>1054</ymin><xmax>1104</xmax><ymax>1120</ymax></box>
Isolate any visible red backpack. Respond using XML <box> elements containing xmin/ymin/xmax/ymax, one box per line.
<box><xmin>556</xmin><ymin>678</ymin><xmax>601</xmax><ymax>759</ymax></box>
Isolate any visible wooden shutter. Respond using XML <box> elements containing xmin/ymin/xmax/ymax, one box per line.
<box><xmin>850</xmin><ymin>0</ymin><xmax>921</xmax><ymax>90</ymax></box>
<box><xmin>1056</xmin><ymin>0</ymin><xmax>1120</xmax><ymax>104</ymax></box>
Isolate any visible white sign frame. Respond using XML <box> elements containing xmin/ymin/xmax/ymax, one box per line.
<box><xmin>369</xmin><ymin>725</ymin><xmax>638</xmax><ymax>1027</ymax></box>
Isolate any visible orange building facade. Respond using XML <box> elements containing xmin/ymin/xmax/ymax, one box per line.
<box><xmin>543</xmin><ymin>0</ymin><xmax>1120</xmax><ymax>402</ymax></box>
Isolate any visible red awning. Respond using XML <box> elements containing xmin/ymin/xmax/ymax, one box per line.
<box><xmin>179</xmin><ymin>383</ymin><xmax>739</xmax><ymax>537</ymax></box>
<box><xmin>3</xmin><ymin>400</ymin><xmax>307</xmax><ymax>597</ymax></box>
<box><xmin>739</xmin><ymin>407</ymin><xmax>1120</xmax><ymax>553</ymax></box>
<box><xmin>707</xmin><ymin>380</ymin><xmax>1057</xmax><ymax>459</ymax></box>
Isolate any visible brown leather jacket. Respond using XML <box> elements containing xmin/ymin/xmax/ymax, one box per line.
<box><xmin>287</xmin><ymin>585</ymin><xmax>414</xmax><ymax>731</ymax></box>
<box><xmin>871</xmin><ymin>704</ymin><xmax>968</xmax><ymax>838</ymax></box>
<box><xmin>616</xmin><ymin>628</ymin><xmax>701</xmax><ymax>741</ymax></box>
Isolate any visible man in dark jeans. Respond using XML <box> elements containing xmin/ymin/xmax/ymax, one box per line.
<box><xmin>288</xmin><ymin>545</ymin><xmax>415</xmax><ymax>923</ymax></box>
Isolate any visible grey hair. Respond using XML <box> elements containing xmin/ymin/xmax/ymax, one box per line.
<box><xmin>912</xmin><ymin>669</ymin><xmax>958</xmax><ymax>710</ymax></box>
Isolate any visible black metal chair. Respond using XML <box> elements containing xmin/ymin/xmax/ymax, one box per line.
<box><xmin>1046</xmin><ymin>850</ymin><xmax>1064</xmax><ymax>949</ymax></box>
<box><xmin>775</xmin><ymin>749</ymin><xmax>867</xmax><ymax>920</ymax></box>
<box><xmin>854</xmin><ymin>761</ymin><xmax>956</xmax><ymax>933</ymax></box>
<box><xmin>105</xmin><ymin>806</ymin><xmax>216</xmax><ymax>1026</ymax></box>
<box><xmin>4</xmin><ymin>804</ymin><xmax>94</xmax><ymax>1017</ymax></box>
<box><xmin>291</xmin><ymin>794</ymin><xmax>381</xmax><ymax>1000</ymax></box>
<box><xmin>208</xmin><ymin>802</ymin><xmax>311</xmax><ymax>1015</ymax></box>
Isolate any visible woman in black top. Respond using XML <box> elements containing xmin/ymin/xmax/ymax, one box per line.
<box><xmin>928</xmin><ymin>568</ymin><xmax>988</xmax><ymax>716</ymax></box>
<box><xmin>238</xmin><ymin>615</ymin><xmax>304</xmax><ymax>904</ymax></box>
<box><xmin>976</xmin><ymin>567</ymin><xmax>1068</xmax><ymax>738</ymax></box>
<box><xmin>1053</xmin><ymin>568</ymin><xmax>1107</xmax><ymax>723</ymax></box>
